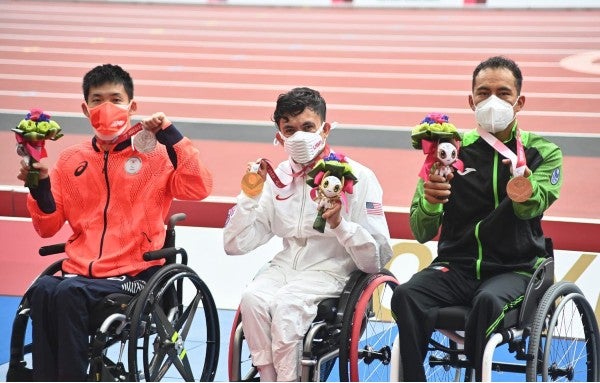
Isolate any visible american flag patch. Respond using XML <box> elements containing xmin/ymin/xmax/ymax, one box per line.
<box><xmin>366</xmin><ymin>201</ymin><xmax>383</xmax><ymax>215</ymax></box>
<box><xmin>432</xmin><ymin>265</ymin><xmax>449</xmax><ymax>272</ymax></box>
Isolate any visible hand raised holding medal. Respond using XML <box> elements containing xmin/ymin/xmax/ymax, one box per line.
<box><xmin>132</xmin><ymin>112</ymin><xmax>171</xmax><ymax>153</ymax></box>
<box><xmin>241</xmin><ymin>160</ymin><xmax>266</xmax><ymax>197</ymax></box>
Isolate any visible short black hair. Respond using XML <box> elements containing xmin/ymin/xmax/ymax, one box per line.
<box><xmin>472</xmin><ymin>56</ymin><xmax>523</xmax><ymax>95</ymax></box>
<box><xmin>272</xmin><ymin>87</ymin><xmax>326</xmax><ymax>125</ymax></box>
<box><xmin>82</xmin><ymin>64</ymin><xmax>134</xmax><ymax>102</ymax></box>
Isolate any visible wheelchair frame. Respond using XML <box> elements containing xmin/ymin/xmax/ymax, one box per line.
<box><xmin>227</xmin><ymin>268</ymin><xmax>400</xmax><ymax>382</ymax></box>
<box><xmin>6</xmin><ymin>213</ymin><xmax>220</xmax><ymax>382</ymax></box>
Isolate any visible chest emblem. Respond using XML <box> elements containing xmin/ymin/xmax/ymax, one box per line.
<box><xmin>125</xmin><ymin>157</ymin><xmax>142</xmax><ymax>175</ymax></box>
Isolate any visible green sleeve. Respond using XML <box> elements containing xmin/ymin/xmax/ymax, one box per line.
<box><xmin>409</xmin><ymin>178</ymin><xmax>443</xmax><ymax>243</ymax></box>
<box><xmin>513</xmin><ymin>136</ymin><xmax>563</xmax><ymax>219</ymax></box>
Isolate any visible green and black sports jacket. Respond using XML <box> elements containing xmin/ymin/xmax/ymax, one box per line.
<box><xmin>409</xmin><ymin>122</ymin><xmax>563</xmax><ymax>279</ymax></box>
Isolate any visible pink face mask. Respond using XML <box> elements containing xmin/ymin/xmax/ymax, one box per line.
<box><xmin>87</xmin><ymin>101</ymin><xmax>131</xmax><ymax>141</ymax></box>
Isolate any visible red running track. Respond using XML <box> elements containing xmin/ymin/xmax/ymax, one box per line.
<box><xmin>0</xmin><ymin>2</ymin><xmax>598</xmax><ymax>218</ymax></box>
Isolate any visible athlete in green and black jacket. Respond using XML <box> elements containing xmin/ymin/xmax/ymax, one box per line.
<box><xmin>391</xmin><ymin>56</ymin><xmax>563</xmax><ymax>382</ymax></box>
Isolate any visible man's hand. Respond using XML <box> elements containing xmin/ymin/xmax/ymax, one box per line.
<box><xmin>322</xmin><ymin>199</ymin><xmax>342</xmax><ymax>229</ymax></box>
<box><xmin>246</xmin><ymin>160</ymin><xmax>267</xmax><ymax>182</ymax></box>
<box><xmin>18</xmin><ymin>159</ymin><xmax>49</xmax><ymax>182</ymax></box>
<box><xmin>141</xmin><ymin>112</ymin><xmax>171</xmax><ymax>134</ymax></box>
<box><xmin>424</xmin><ymin>170</ymin><xmax>454</xmax><ymax>204</ymax></box>
<box><xmin>502</xmin><ymin>159</ymin><xmax>531</xmax><ymax>178</ymax></box>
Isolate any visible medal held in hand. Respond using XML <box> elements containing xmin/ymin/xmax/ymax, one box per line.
<box><xmin>306</xmin><ymin>153</ymin><xmax>357</xmax><ymax>233</ymax></box>
<box><xmin>132</xmin><ymin>128</ymin><xmax>157</xmax><ymax>153</ymax></box>
<box><xmin>12</xmin><ymin>108</ymin><xmax>63</xmax><ymax>188</ymax></box>
<box><xmin>507</xmin><ymin>175</ymin><xmax>533</xmax><ymax>203</ymax></box>
<box><xmin>241</xmin><ymin>162</ymin><xmax>265</xmax><ymax>197</ymax></box>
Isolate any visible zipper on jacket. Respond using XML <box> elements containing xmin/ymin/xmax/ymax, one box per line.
<box><xmin>293</xmin><ymin>175</ymin><xmax>308</xmax><ymax>269</ymax></box>
<box><xmin>475</xmin><ymin>152</ymin><xmax>501</xmax><ymax>280</ymax></box>
<box><xmin>89</xmin><ymin>151</ymin><xmax>111</xmax><ymax>277</ymax></box>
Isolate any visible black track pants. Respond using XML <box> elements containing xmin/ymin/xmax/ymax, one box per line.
<box><xmin>27</xmin><ymin>269</ymin><xmax>157</xmax><ymax>382</ymax></box>
<box><xmin>390</xmin><ymin>264</ymin><xmax>530</xmax><ymax>381</ymax></box>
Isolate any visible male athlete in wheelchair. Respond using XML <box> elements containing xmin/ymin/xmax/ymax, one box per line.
<box><xmin>390</xmin><ymin>56</ymin><xmax>600</xmax><ymax>381</ymax></box>
<box><xmin>8</xmin><ymin>63</ymin><xmax>216</xmax><ymax>381</ymax></box>
<box><xmin>223</xmin><ymin>87</ymin><xmax>394</xmax><ymax>381</ymax></box>
<box><xmin>228</xmin><ymin>267</ymin><xmax>400</xmax><ymax>382</ymax></box>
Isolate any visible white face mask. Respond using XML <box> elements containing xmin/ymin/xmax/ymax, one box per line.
<box><xmin>282</xmin><ymin>122</ymin><xmax>325</xmax><ymax>164</ymax></box>
<box><xmin>474</xmin><ymin>95</ymin><xmax>518</xmax><ymax>134</ymax></box>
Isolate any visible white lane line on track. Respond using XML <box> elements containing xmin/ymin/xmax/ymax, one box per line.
<box><xmin>0</xmin><ymin>47</ymin><xmax>569</xmax><ymax>69</ymax></box>
<box><xmin>2</xmin><ymin>74</ymin><xmax>599</xmax><ymax>100</ymax></box>
<box><xmin>0</xmin><ymin>33</ymin><xmax>597</xmax><ymax>56</ymax></box>
<box><xmin>1</xmin><ymin>22</ymin><xmax>599</xmax><ymax>44</ymax></box>
<box><xmin>2</xmin><ymin>58</ymin><xmax>600</xmax><ymax>84</ymax></box>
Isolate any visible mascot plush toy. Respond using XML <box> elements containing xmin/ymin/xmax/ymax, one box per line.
<box><xmin>12</xmin><ymin>108</ymin><xmax>63</xmax><ymax>188</ymax></box>
<box><xmin>411</xmin><ymin>113</ymin><xmax>463</xmax><ymax>180</ymax></box>
<box><xmin>306</xmin><ymin>153</ymin><xmax>357</xmax><ymax>233</ymax></box>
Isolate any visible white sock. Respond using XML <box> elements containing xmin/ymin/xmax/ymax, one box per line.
<box><xmin>258</xmin><ymin>363</ymin><xmax>277</xmax><ymax>382</ymax></box>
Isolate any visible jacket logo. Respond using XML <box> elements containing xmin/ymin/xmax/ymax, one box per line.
<box><xmin>456</xmin><ymin>167</ymin><xmax>476</xmax><ymax>176</ymax></box>
<box><xmin>275</xmin><ymin>194</ymin><xmax>293</xmax><ymax>201</ymax></box>
<box><xmin>74</xmin><ymin>161</ymin><xmax>88</xmax><ymax>176</ymax></box>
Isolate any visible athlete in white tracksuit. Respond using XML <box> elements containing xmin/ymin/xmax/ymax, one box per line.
<box><xmin>223</xmin><ymin>87</ymin><xmax>392</xmax><ymax>382</ymax></box>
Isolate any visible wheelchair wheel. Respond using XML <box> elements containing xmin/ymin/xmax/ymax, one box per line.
<box><xmin>227</xmin><ymin>308</ymin><xmax>259</xmax><ymax>382</ymax></box>
<box><xmin>127</xmin><ymin>263</ymin><xmax>220</xmax><ymax>382</ymax></box>
<box><xmin>338</xmin><ymin>270</ymin><xmax>399</xmax><ymax>382</ymax></box>
<box><xmin>526</xmin><ymin>281</ymin><xmax>600</xmax><ymax>382</ymax></box>
<box><xmin>424</xmin><ymin>330</ymin><xmax>471</xmax><ymax>382</ymax></box>
<box><xmin>7</xmin><ymin>259</ymin><xmax>64</xmax><ymax>382</ymax></box>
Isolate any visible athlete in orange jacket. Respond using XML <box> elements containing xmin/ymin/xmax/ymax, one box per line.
<box><xmin>17</xmin><ymin>64</ymin><xmax>213</xmax><ymax>381</ymax></box>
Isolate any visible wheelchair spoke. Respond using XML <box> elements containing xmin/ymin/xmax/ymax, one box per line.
<box><xmin>173</xmin><ymin>291</ymin><xmax>201</xmax><ymax>341</ymax></box>
<box><xmin>150</xmin><ymin>302</ymin><xmax>194</xmax><ymax>380</ymax></box>
<box><xmin>147</xmin><ymin>345</ymin><xmax>169</xmax><ymax>381</ymax></box>
<box><xmin>151</xmin><ymin>304</ymin><xmax>178</xmax><ymax>342</ymax></box>
<box><xmin>165</xmin><ymin>345</ymin><xmax>195</xmax><ymax>381</ymax></box>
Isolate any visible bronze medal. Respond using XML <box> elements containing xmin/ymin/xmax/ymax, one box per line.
<box><xmin>241</xmin><ymin>172</ymin><xmax>264</xmax><ymax>197</ymax></box>
<box><xmin>132</xmin><ymin>129</ymin><xmax>157</xmax><ymax>153</ymax></box>
<box><xmin>507</xmin><ymin>175</ymin><xmax>533</xmax><ymax>202</ymax></box>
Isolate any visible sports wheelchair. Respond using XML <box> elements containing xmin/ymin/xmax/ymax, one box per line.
<box><xmin>228</xmin><ymin>268</ymin><xmax>400</xmax><ymax>382</ymax></box>
<box><xmin>6</xmin><ymin>213</ymin><xmax>220</xmax><ymax>382</ymax></box>
<box><xmin>390</xmin><ymin>239</ymin><xmax>600</xmax><ymax>382</ymax></box>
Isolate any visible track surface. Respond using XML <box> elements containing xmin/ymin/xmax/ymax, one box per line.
<box><xmin>1</xmin><ymin>1</ymin><xmax>599</xmax><ymax>219</ymax></box>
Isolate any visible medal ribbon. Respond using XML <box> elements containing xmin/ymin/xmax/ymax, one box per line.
<box><xmin>255</xmin><ymin>145</ymin><xmax>332</xmax><ymax>189</ymax></box>
<box><xmin>95</xmin><ymin>122</ymin><xmax>143</xmax><ymax>147</ymax></box>
<box><xmin>477</xmin><ymin>124</ymin><xmax>527</xmax><ymax>177</ymax></box>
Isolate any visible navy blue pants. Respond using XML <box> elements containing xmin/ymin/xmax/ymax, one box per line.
<box><xmin>27</xmin><ymin>269</ymin><xmax>157</xmax><ymax>381</ymax></box>
<box><xmin>391</xmin><ymin>264</ymin><xmax>530</xmax><ymax>381</ymax></box>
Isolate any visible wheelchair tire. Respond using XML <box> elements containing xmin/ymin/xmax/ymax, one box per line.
<box><xmin>337</xmin><ymin>269</ymin><xmax>399</xmax><ymax>382</ymax></box>
<box><xmin>6</xmin><ymin>259</ymin><xmax>64</xmax><ymax>382</ymax></box>
<box><xmin>526</xmin><ymin>281</ymin><xmax>600</xmax><ymax>382</ymax></box>
<box><xmin>127</xmin><ymin>263</ymin><xmax>220</xmax><ymax>382</ymax></box>
<box><xmin>227</xmin><ymin>308</ymin><xmax>260</xmax><ymax>382</ymax></box>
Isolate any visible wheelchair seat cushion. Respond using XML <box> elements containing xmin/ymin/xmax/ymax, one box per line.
<box><xmin>436</xmin><ymin>304</ymin><xmax>520</xmax><ymax>332</ymax></box>
<box><xmin>436</xmin><ymin>306</ymin><xmax>469</xmax><ymax>331</ymax></box>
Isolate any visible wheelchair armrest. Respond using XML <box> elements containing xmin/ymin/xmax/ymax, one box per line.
<box><xmin>143</xmin><ymin>246</ymin><xmax>188</xmax><ymax>265</ymax></box>
<box><xmin>518</xmin><ymin>257</ymin><xmax>554</xmax><ymax>328</ymax></box>
<box><xmin>39</xmin><ymin>243</ymin><xmax>66</xmax><ymax>256</ymax></box>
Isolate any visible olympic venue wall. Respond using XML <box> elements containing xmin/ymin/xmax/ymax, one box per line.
<box><xmin>0</xmin><ymin>188</ymin><xmax>598</xmax><ymax>325</ymax></box>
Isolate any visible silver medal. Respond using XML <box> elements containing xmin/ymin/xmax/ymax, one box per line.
<box><xmin>132</xmin><ymin>129</ymin><xmax>157</xmax><ymax>153</ymax></box>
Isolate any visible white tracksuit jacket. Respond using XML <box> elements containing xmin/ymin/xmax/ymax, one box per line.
<box><xmin>223</xmin><ymin>154</ymin><xmax>392</xmax><ymax>381</ymax></box>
